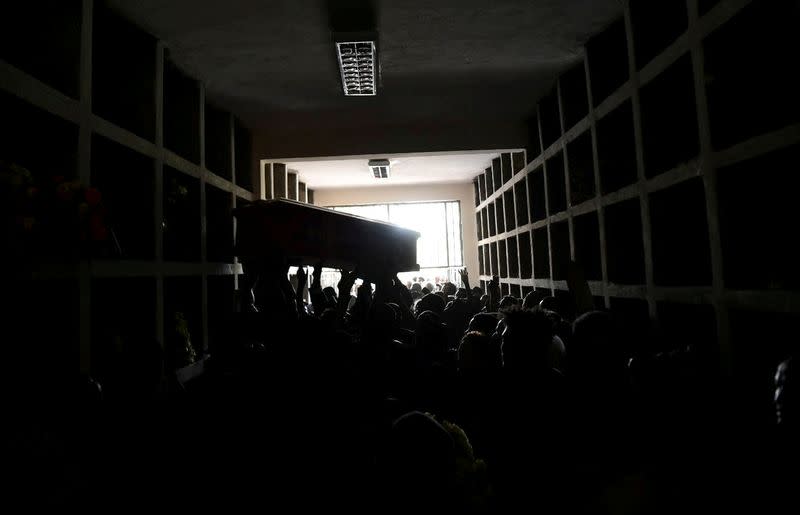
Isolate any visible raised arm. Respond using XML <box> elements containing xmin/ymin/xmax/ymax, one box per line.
<box><xmin>458</xmin><ymin>267</ymin><xmax>471</xmax><ymax>292</ymax></box>
<box><xmin>487</xmin><ymin>275</ymin><xmax>500</xmax><ymax>312</ymax></box>
<box><xmin>294</xmin><ymin>266</ymin><xmax>308</xmax><ymax>314</ymax></box>
<box><xmin>336</xmin><ymin>269</ymin><xmax>359</xmax><ymax>318</ymax></box>
<box><xmin>309</xmin><ymin>264</ymin><xmax>327</xmax><ymax>316</ymax></box>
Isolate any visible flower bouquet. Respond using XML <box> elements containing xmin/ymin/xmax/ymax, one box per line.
<box><xmin>1</xmin><ymin>161</ymin><xmax>120</xmax><ymax>262</ymax></box>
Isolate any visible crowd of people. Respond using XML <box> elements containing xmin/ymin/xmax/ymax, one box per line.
<box><xmin>7</xmin><ymin>262</ymin><xmax>797</xmax><ymax>511</ymax></box>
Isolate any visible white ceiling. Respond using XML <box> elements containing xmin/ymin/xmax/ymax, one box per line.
<box><xmin>274</xmin><ymin>151</ymin><xmax>512</xmax><ymax>189</ymax></box>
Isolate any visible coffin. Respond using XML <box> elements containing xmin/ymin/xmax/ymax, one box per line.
<box><xmin>234</xmin><ymin>199</ymin><xmax>420</xmax><ymax>279</ymax></box>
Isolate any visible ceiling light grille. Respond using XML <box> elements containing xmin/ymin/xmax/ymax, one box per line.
<box><xmin>337</xmin><ymin>41</ymin><xmax>376</xmax><ymax>96</ymax></box>
<box><xmin>368</xmin><ymin>159</ymin><xmax>390</xmax><ymax>179</ymax></box>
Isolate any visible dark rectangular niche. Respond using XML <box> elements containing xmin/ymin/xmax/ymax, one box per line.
<box><xmin>640</xmin><ymin>54</ymin><xmax>699</xmax><ymax>177</ymax></box>
<box><xmin>93</xmin><ymin>1</ymin><xmax>156</xmax><ymax>141</ymax></box>
<box><xmin>163</xmin><ymin>166</ymin><xmax>201</xmax><ymax>262</ymax></box>
<box><xmin>514</xmin><ymin>181</ymin><xmax>529</xmax><ymax>227</ymax></box>
<box><xmin>717</xmin><ymin>144</ymin><xmax>800</xmax><ymax>291</ymax></box>
<box><xmin>1</xmin><ymin>90</ymin><xmax>78</xmax><ymax>182</ymax></box>
<box><xmin>504</xmin><ymin>190</ymin><xmax>516</xmax><ymax>231</ymax></box>
<box><xmin>604</xmin><ymin>198</ymin><xmax>645</xmax><ymax>284</ymax></box>
<box><xmin>533</xmin><ymin>227</ymin><xmax>550</xmax><ymax>279</ymax></box>
<box><xmin>567</xmin><ymin>130</ymin><xmax>596</xmax><ymax>206</ymax></box>
<box><xmin>649</xmin><ymin>177</ymin><xmax>711</xmax><ymax>286</ymax></box>
<box><xmin>560</xmin><ymin>60</ymin><xmax>589</xmax><ymax>130</ymax></box>
<box><xmin>704</xmin><ymin>1</ymin><xmax>800</xmax><ymax>151</ymax></box>
<box><xmin>546</xmin><ymin>151</ymin><xmax>567</xmax><ymax>215</ymax></box>
<box><xmin>91</xmin><ymin>134</ymin><xmax>154</xmax><ymax>259</ymax></box>
<box><xmin>507</xmin><ymin>236</ymin><xmax>520</xmax><ymax>278</ymax></box>
<box><xmin>550</xmin><ymin>221</ymin><xmax>570</xmax><ymax>281</ymax></box>
<box><xmin>492</xmin><ymin>158</ymin><xmax>503</xmax><ymax>190</ymax></box>
<box><xmin>539</xmin><ymin>88</ymin><xmax>562</xmax><ymax>150</ymax></box>
<box><xmin>501</xmin><ymin>153</ymin><xmax>513</xmax><ymax>184</ymax></box>
<box><xmin>206</xmin><ymin>183</ymin><xmax>234</xmax><ymax>262</ymax></box>
<box><xmin>2</xmin><ymin>1</ymin><xmax>82</xmax><ymax>98</ymax></box>
<box><xmin>519</xmin><ymin>231</ymin><xmax>533</xmax><ymax>279</ymax></box>
<box><xmin>490</xmin><ymin>242</ymin><xmax>498</xmax><ymax>276</ymax></box>
<box><xmin>630</xmin><ymin>0</ymin><xmax>688</xmax><ymax>70</ymax></box>
<box><xmin>529</xmin><ymin>169</ymin><xmax>547</xmax><ymax>222</ymax></box>
<box><xmin>495</xmin><ymin>197</ymin><xmax>506</xmax><ymax>234</ymax></box>
<box><xmin>205</xmin><ymin>103</ymin><xmax>232</xmax><ymax>180</ymax></box>
<box><xmin>499</xmin><ymin>239</ymin><xmax>508</xmax><ymax>278</ymax></box>
<box><xmin>587</xmin><ymin>18</ymin><xmax>629</xmax><ymax>107</ymax></box>
<box><xmin>573</xmin><ymin>211</ymin><xmax>602</xmax><ymax>281</ymax></box>
<box><xmin>164</xmin><ymin>55</ymin><xmax>200</xmax><ymax>163</ymax></box>
<box><xmin>485</xmin><ymin>167</ymin><xmax>494</xmax><ymax>196</ymax></box>
<box><xmin>597</xmin><ymin>100</ymin><xmax>638</xmax><ymax>194</ymax></box>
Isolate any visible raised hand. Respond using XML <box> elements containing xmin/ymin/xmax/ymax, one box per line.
<box><xmin>458</xmin><ymin>267</ymin><xmax>470</xmax><ymax>290</ymax></box>
<box><xmin>311</xmin><ymin>263</ymin><xmax>323</xmax><ymax>290</ymax></box>
<box><xmin>295</xmin><ymin>266</ymin><xmax>308</xmax><ymax>299</ymax></box>
<box><xmin>337</xmin><ymin>268</ymin><xmax>358</xmax><ymax>296</ymax></box>
<box><xmin>488</xmin><ymin>275</ymin><xmax>500</xmax><ymax>312</ymax></box>
<box><xmin>337</xmin><ymin>268</ymin><xmax>359</xmax><ymax>316</ymax></box>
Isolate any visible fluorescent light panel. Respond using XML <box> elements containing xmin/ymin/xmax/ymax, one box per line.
<box><xmin>336</xmin><ymin>41</ymin><xmax>376</xmax><ymax>96</ymax></box>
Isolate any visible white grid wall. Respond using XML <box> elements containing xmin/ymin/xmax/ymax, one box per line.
<box><xmin>472</xmin><ymin>0</ymin><xmax>800</xmax><ymax>375</ymax></box>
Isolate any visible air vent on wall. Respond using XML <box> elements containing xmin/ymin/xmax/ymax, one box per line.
<box><xmin>368</xmin><ymin>159</ymin><xmax>390</xmax><ymax>179</ymax></box>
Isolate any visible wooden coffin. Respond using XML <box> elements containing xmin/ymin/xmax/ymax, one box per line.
<box><xmin>234</xmin><ymin>199</ymin><xmax>420</xmax><ymax>279</ymax></box>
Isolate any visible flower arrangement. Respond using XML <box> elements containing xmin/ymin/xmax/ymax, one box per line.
<box><xmin>1</xmin><ymin>161</ymin><xmax>119</xmax><ymax>261</ymax></box>
<box><xmin>427</xmin><ymin>413</ymin><xmax>493</xmax><ymax>508</ymax></box>
<box><xmin>172</xmin><ymin>311</ymin><xmax>197</xmax><ymax>367</ymax></box>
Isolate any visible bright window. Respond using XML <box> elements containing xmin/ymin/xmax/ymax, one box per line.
<box><xmin>332</xmin><ymin>201</ymin><xmax>463</xmax><ymax>269</ymax></box>
<box><xmin>319</xmin><ymin>201</ymin><xmax>464</xmax><ymax>292</ymax></box>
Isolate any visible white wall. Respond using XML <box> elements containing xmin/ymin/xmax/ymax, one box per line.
<box><xmin>314</xmin><ymin>182</ymin><xmax>479</xmax><ymax>283</ymax></box>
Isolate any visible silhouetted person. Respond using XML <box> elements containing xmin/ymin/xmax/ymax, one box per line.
<box><xmin>498</xmin><ymin>295</ymin><xmax>518</xmax><ymax>310</ymax></box>
<box><xmin>496</xmin><ymin>307</ymin><xmax>566</xmax><ymax>512</ymax></box>
<box><xmin>522</xmin><ymin>289</ymin><xmax>547</xmax><ymax>310</ymax></box>
<box><xmin>467</xmin><ymin>312</ymin><xmax>498</xmax><ymax>336</ymax></box>
<box><xmin>415</xmin><ymin>292</ymin><xmax>445</xmax><ymax>317</ymax></box>
<box><xmin>380</xmin><ymin>411</ymin><xmax>456</xmax><ymax>511</ymax></box>
<box><xmin>538</xmin><ymin>295</ymin><xmax>560</xmax><ymax>314</ymax></box>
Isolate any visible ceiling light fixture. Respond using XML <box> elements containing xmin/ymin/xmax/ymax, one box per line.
<box><xmin>336</xmin><ymin>39</ymin><xmax>377</xmax><ymax>96</ymax></box>
<box><xmin>368</xmin><ymin>159</ymin><xmax>390</xmax><ymax>179</ymax></box>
